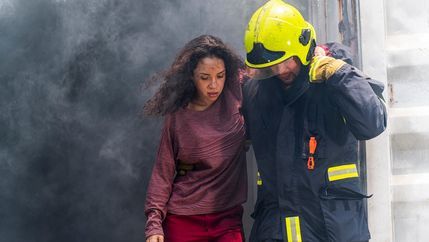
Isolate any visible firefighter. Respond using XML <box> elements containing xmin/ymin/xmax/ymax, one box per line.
<box><xmin>242</xmin><ymin>0</ymin><xmax>387</xmax><ymax>241</ymax></box>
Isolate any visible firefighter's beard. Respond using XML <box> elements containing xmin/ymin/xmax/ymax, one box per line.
<box><xmin>277</xmin><ymin>72</ymin><xmax>297</xmax><ymax>88</ymax></box>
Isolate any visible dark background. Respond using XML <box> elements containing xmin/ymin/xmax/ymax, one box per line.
<box><xmin>0</xmin><ymin>0</ymin><xmax>279</xmax><ymax>241</ymax></box>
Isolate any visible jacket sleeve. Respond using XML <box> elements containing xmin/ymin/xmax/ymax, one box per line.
<box><xmin>326</xmin><ymin>64</ymin><xmax>387</xmax><ymax>140</ymax></box>
<box><xmin>144</xmin><ymin>115</ymin><xmax>176</xmax><ymax>238</ymax></box>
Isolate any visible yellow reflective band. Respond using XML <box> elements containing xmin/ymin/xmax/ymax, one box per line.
<box><xmin>328</xmin><ymin>164</ymin><xmax>359</xmax><ymax>181</ymax></box>
<box><xmin>257</xmin><ymin>172</ymin><xmax>262</xmax><ymax>186</ymax></box>
<box><xmin>285</xmin><ymin>216</ymin><xmax>302</xmax><ymax>242</ymax></box>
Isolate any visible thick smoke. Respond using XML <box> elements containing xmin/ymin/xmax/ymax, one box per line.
<box><xmin>0</xmin><ymin>0</ymin><xmax>265</xmax><ymax>241</ymax></box>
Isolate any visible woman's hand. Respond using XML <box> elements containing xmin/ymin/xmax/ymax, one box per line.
<box><xmin>146</xmin><ymin>235</ymin><xmax>164</xmax><ymax>242</ymax></box>
<box><xmin>314</xmin><ymin>46</ymin><xmax>327</xmax><ymax>57</ymax></box>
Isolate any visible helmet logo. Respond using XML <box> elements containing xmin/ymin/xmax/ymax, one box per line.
<box><xmin>299</xmin><ymin>29</ymin><xmax>311</xmax><ymax>46</ymax></box>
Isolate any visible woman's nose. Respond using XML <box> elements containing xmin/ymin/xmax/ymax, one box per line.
<box><xmin>209</xmin><ymin>78</ymin><xmax>217</xmax><ymax>88</ymax></box>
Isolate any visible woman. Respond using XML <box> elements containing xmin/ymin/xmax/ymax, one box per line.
<box><xmin>144</xmin><ymin>35</ymin><xmax>247</xmax><ymax>242</ymax></box>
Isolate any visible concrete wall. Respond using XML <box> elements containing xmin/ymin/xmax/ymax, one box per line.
<box><xmin>361</xmin><ymin>0</ymin><xmax>429</xmax><ymax>241</ymax></box>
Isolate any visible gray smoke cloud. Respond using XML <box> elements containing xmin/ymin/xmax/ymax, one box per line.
<box><xmin>0</xmin><ymin>0</ymin><xmax>267</xmax><ymax>241</ymax></box>
<box><xmin>5</xmin><ymin>1</ymin><xmax>425</xmax><ymax>241</ymax></box>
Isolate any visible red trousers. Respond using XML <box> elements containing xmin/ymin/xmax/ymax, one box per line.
<box><xmin>163</xmin><ymin>205</ymin><xmax>244</xmax><ymax>242</ymax></box>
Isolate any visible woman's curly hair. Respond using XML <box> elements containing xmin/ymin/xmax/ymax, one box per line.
<box><xmin>143</xmin><ymin>35</ymin><xmax>243</xmax><ymax>116</ymax></box>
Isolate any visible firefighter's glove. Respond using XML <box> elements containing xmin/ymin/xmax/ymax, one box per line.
<box><xmin>309</xmin><ymin>56</ymin><xmax>346</xmax><ymax>83</ymax></box>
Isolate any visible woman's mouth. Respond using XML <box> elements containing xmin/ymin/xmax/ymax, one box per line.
<box><xmin>207</xmin><ymin>92</ymin><xmax>219</xmax><ymax>98</ymax></box>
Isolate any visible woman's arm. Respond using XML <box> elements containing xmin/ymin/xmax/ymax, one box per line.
<box><xmin>144</xmin><ymin>115</ymin><xmax>176</xmax><ymax>238</ymax></box>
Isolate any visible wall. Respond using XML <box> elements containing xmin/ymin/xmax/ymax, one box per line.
<box><xmin>361</xmin><ymin>0</ymin><xmax>429</xmax><ymax>241</ymax></box>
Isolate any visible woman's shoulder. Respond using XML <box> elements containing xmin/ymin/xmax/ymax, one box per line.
<box><xmin>162</xmin><ymin>112</ymin><xmax>178</xmax><ymax>129</ymax></box>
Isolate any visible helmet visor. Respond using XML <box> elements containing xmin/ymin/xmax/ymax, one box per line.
<box><xmin>245</xmin><ymin>57</ymin><xmax>297</xmax><ymax>81</ymax></box>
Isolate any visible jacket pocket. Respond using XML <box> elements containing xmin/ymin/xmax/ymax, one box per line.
<box><xmin>319</xmin><ymin>163</ymin><xmax>371</xmax><ymax>242</ymax></box>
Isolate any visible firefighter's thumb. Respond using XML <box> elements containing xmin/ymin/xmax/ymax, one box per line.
<box><xmin>309</xmin><ymin>56</ymin><xmax>346</xmax><ymax>83</ymax></box>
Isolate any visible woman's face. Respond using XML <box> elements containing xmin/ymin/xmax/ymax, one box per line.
<box><xmin>192</xmin><ymin>56</ymin><xmax>226</xmax><ymax>107</ymax></box>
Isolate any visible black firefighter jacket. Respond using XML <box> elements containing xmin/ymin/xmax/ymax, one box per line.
<box><xmin>242</xmin><ymin>61</ymin><xmax>387</xmax><ymax>242</ymax></box>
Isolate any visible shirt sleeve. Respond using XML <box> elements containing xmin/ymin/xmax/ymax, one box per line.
<box><xmin>326</xmin><ymin>64</ymin><xmax>387</xmax><ymax>140</ymax></box>
<box><xmin>144</xmin><ymin>115</ymin><xmax>177</xmax><ymax>238</ymax></box>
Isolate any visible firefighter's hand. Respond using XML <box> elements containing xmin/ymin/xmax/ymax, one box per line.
<box><xmin>309</xmin><ymin>56</ymin><xmax>346</xmax><ymax>83</ymax></box>
<box><xmin>146</xmin><ymin>235</ymin><xmax>164</xmax><ymax>242</ymax></box>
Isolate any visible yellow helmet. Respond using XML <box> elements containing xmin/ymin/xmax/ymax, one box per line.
<box><xmin>244</xmin><ymin>0</ymin><xmax>316</xmax><ymax>68</ymax></box>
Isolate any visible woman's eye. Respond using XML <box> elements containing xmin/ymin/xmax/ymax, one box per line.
<box><xmin>217</xmin><ymin>75</ymin><xmax>225</xmax><ymax>79</ymax></box>
<box><xmin>200</xmin><ymin>76</ymin><xmax>209</xmax><ymax>80</ymax></box>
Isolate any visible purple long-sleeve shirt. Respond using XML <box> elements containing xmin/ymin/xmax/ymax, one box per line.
<box><xmin>144</xmin><ymin>83</ymin><xmax>247</xmax><ymax>238</ymax></box>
